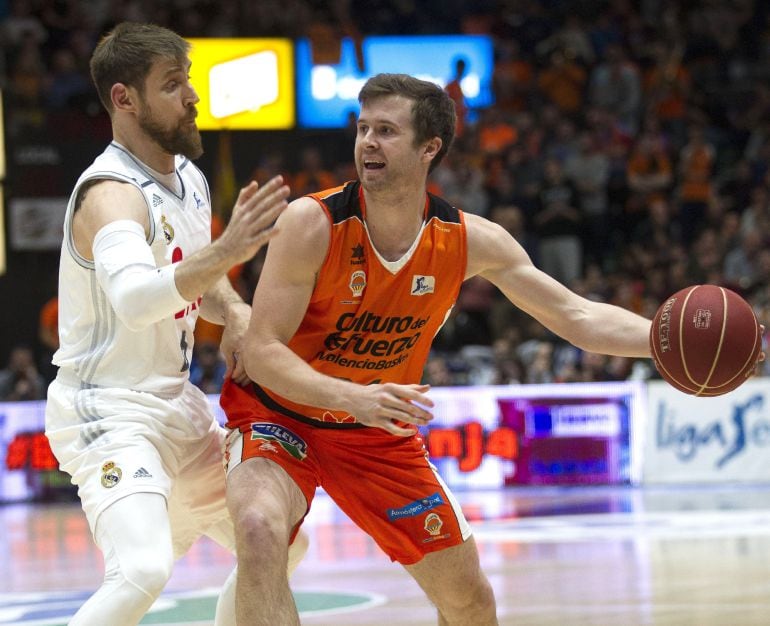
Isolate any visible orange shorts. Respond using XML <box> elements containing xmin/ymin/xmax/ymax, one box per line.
<box><xmin>221</xmin><ymin>380</ymin><xmax>471</xmax><ymax>565</ymax></box>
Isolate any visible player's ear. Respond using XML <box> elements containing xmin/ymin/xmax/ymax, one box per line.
<box><xmin>422</xmin><ymin>137</ymin><xmax>442</xmax><ymax>163</ymax></box>
<box><xmin>111</xmin><ymin>83</ymin><xmax>136</xmax><ymax>112</ymax></box>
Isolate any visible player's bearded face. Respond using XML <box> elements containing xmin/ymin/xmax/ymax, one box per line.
<box><xmin>138</xmin><ymin>98</ymin><xmax>203</xmax><ymax>160</ymax></box>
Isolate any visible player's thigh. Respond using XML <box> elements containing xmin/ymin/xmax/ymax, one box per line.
<box><xmin>95</xmin><ymin>492</ymin><xmax>174</xmax><ymax>580</ymax></box>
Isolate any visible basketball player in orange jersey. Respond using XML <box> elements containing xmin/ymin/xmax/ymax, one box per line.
<box><xmin>220</xmin><ymin>73</ymin><xmax>653</xmax><ymax>625</ymax></box>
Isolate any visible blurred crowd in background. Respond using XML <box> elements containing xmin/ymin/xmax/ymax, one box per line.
<box><xmin>3</xmin><ymin>0</ymin><xmax>770</xmax><ymax>399</ymax></box>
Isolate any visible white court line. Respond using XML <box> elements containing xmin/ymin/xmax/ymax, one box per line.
<box><xmin>472</xmin><ymin>509</ymin><xmax>770</xmax><ymax>542</ymax></box>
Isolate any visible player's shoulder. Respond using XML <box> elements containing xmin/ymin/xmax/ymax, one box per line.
<box><xmin>276</xmin><ymin>195</ymin><xmax>331</xmax><ymax>246</ymax></box>
<box><xmin>74</xmin><ymin>178</ymin><xmax>146</xmax><ymax>224</ymax></box>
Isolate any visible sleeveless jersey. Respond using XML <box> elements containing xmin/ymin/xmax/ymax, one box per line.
<box><xmin>242</xmin><ymin>181</ymin><xmax>467</xmax><ymax>427</ymax></box>
<box><xmin>53</xmin><ymin>142</ymin><xmax>211</xmax><ymax>395</ymax></box>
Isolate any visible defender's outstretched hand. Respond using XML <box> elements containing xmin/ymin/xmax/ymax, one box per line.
<box><xmin>217</xmin><ymin>176</ymin><xmax>290</xmax><ymax>265</ymax></box>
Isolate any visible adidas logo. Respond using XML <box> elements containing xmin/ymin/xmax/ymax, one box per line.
<box><xmin>133</xmin><ymin>467</ymin><xmax>152</xmax><ymax>479</ymax></box>
<box><xmin>152</xmin><ymin>194</ymin><xmax>163</xmax><ymax>207</ymax></box>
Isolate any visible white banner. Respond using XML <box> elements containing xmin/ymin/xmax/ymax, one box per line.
<box><xmin>9</xmin><ymin>197</ymin><xmax>67</xmax><ymax>250</ymax></box>
<box><xmin>644</xmin><ymin>379</ymin><xmax>770</xmax><ymax>483</ymax></box>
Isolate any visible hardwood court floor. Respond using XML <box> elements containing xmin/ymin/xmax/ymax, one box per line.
<box><xmin>4</xmin><ymin>484</ymin><xmax>770</xmax><ymax>625</ymax></box>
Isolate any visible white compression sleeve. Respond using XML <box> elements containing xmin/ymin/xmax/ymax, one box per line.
<box><xmin>93</xmin><ymin>220</ymin><xmax>190</xmax><ymax>332</ymax></box>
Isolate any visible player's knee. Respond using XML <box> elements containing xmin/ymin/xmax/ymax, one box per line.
<box><xmin>121</xmin><ymin>551</ymin><xmax>174</xmax><ymax>599</ymax></box>
<box><xmin>440</xmin><ymin>575</ymin><xmax>496</xmax><ymax>620</ymax></box>
<box><xmin>234</xmin><ymin>506</ymin><xmax>289</xmax><ymax>558</ymax></box>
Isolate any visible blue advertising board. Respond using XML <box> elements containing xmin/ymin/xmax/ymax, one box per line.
<box><xmin>295</xmin><ymin>35</ymin><xmax>495</xmax><ymax>128</ymax></box>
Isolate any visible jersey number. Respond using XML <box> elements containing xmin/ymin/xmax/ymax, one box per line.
<box><xmin>171</xmin><ymin>246</ymin><xmax>195</xmax><ymax>372</ymax></box>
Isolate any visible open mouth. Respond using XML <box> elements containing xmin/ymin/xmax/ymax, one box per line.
<box><xmin>364</xmin><ymin>160</ymin><xmax>385</xmax><ymax>170</ymax></box>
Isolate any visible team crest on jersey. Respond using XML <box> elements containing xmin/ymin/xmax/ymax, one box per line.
<box><xmin>250</xmin><ymin>423</ymin><xmax>308</xmax><ymax>460</ymax></box>
<box><xmin>411</xmin><ymin>275</ymin><xmax>435</xmax><ymax>296</ymax></box>
<box><xmin>349</xmin><ymin>270</ymin><xmax>366</xmax><ymax>297</ymax></box>
<box><xmin>422</xmin><ymin>512</ymin><xmax>450</xmax><ymax>543</ymax></box>
<box><xmin>100</xmin><ymin>461</ymin><xmax>122</xmax><ymax>488</ymax></box>
<box><xmin>161</xmin><ymin>215</ymin><xmax>175</xmax><ymax>244</ymax></box>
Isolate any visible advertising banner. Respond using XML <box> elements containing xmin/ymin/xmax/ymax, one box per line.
<box><xmin>0</xmin><ymin>381</ymin><xmax>646</xmax><ymax>502</ymax></box>
<box><xmin>422</xmin><ymin>382</ymin><xmax>645</xmax><ymax>490</ymax></box>
<box><xmin>644</xmin><ymin>379</ymin><xmax>770</xmax><ymax>483</ymax></box>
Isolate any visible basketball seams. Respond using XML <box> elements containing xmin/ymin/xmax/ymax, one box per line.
<box><xmin>678</xmin><ymin>286</ymin><xmax>703</xmax><ymax>394</ymax></box>
<box><xmin>693</xmin><ymin>286</ymin><xmax>728</xmax><ymax>396</ymax></box>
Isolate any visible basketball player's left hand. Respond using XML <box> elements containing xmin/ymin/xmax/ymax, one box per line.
<box><xmin>221</xmin><ymin>302</ymin><xmax>252</xmax><ymax>386</ymax></box>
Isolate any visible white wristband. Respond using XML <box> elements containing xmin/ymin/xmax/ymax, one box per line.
<box><xmin>93</xmin><ymin>220</ymin><xmax>190</xmax><ymax>332</ymax></box>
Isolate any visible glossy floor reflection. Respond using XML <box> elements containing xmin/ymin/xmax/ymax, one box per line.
<box><xmin>3</xmin><ymin>485</ymin><xmax>770</xmax><ymax>625</ymax></box>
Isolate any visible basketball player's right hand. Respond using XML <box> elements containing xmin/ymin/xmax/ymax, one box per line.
<box><xmin>349</xmin><ymin>383</ymin><xmax>434</xmax><ymax>436</ymax></box>
<box><xmin>218</xmin><ymin>176</ymin><xmax>289</xmax><ymax>265</ymax></box>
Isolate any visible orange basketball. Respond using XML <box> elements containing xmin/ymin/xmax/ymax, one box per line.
<box><xmin>649</xmin><ymin>285</ymin><xmax>762</xmax><ymax>396</ymax></box>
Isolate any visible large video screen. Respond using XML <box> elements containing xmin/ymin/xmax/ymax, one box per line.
<box><xmin>295</xmin><ymin>35</ymin><xmax>495</xmax><ymax>128</ymax></box>
<box><xmin>187</xmin><ymin>38</ymin><xmax>295</xmax><ymax>130</ymax></box>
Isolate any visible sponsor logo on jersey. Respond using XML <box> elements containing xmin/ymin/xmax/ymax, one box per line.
<box><xmin>349</xmin><ymin>270</ymin><xmax>366</xmax><ymax>297</ymax></box>
<box><xmin>101</xmin><ymin>461</ymin><xmax>122</xmax><ymax>488</ymax></box>
<box><xmin>387</xmin><ymin>492</ymin><xmax>445</xmax><ymax>521</ymax></box>
<box><xmin>193</xmin><ymin>191</ymin><xmax>205</xmax><ymax>209</ymax></box>
<box><xmin>350</xmin><ymin>243</ymin><xmax>365</xmax><ymax>265</ymax></box>
<box><xmin>161</xmin><ymin>214</ymin><xmax>175</xmax><ymax>244</ymax></box>
<box><xmin>133</xmin><ymin>467</ymin><xmax>152</xmax><ymax>479</ymax></box>
<box><xmin>152</xmin><ymin>193</ymin><xmax>164</xmax><ymax>207</ymax></box>
<box><xmin>315</xmin><ymin>311</ymin><xmax>431</xmax><ymax>372</ymax></box>
<box><xmin>411</xmin><ymin>275</ymin><xmax>435</xmax><ymax>296</ymax></box>
<box><xmin>250</xmin><ymin>423</ymin><xmax>308</xmax><ymax>460</ymax></box>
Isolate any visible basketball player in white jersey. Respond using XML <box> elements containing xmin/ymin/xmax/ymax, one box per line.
<box><xmin>44</xmin><ymin>22</ymin><xmax>305</xmax><ymax>625</ymax></box>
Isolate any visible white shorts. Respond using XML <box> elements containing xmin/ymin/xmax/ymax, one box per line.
<box><xmin>46</xmin><ymin>378</ymin><xmax>234</xmax><ymax>557</ymax></box>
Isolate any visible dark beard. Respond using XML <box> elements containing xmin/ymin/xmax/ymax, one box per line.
<box><xmin>138</xmin><ymin>107</ymin><xmax>203</xmax><ymax>160</ymax></box>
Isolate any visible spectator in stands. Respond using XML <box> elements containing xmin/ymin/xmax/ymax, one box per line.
<box><xmin>589</xmin><ymin>43</ymin><xmax>642</xmax><ymax>135</ymax></box>
<box><xmin>533</xmin><ymin>158</ymin><xmax>583</xmax><ymax>286</ymax></box>
<box><xmin>677</xmin><ymin>123</ymin><xmax>716</xmax><ymax>245</ymax></box>
<box><xmin>565</xmin><ymin>131</ymin><xmax>611</xmax><ymax>265</ymax></box>
<box><xmin>536</xmin><ymin>47</ymin><xmax>587</xmax><ymax>116</ymax></box>
<box><xmin>445</xmin><ymin>56</ymin><xmax>469</xmax><ymax>138</ymax></box>
<box><xmin>625</xmin><ymin>129</ymin><xmax>673</xmax><ymax>235</ymax></box>
<box><xmin>723</xmin><ymin>229</ymin><xmax>764</xmax><ymax>292</ymax></box>
<box><xmin>190</xmin><ymin>341</ymin><xmax>227</xmax><ymax>394</ymax></box>
<box><xmin>290</xmin><ymin>146</ymin><xmax>337</xmax><ymax>198</ymax></box>
<box><xmin>0</xmin><ymin>346</ymin><xmax>46</xmax><ymax>401</ymax></box>
<box><xmin>38</xmin><ymin>295</ymin><xmax>59</xmax><ymax>384</ymax></box>
<box><xmin>45</xmin><ymin>47</ymin><xmax>91</xmax><ymax>109</ymax></box>
<box><xmin>492</xmin><ymin>38</ymin><xmax>534</xmax><ymax>114</ymax></box>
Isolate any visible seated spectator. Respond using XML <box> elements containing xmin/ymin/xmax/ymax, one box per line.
<box><xmin>290</xmin><ymin>146</ymin><xmax>337</xmax><ymax>197</ymax></box>
<box><xmin>0</xmin><ymin>346</ymin><xmax>46</xmax><ymax>401</ymax></box>
<box><xmin>45</xmin><ymin>47</ymin><xmax>91</xmax><ymax>109</ymax></box>
<box><xmin>189</xmin><ymin>342</ymin><xmax>226</xmax><ymax>395</ymax></box>
<box><xmin>38</xmin><ymin>295</ymin><xmax>59</xmax><ymax>383</ymax></box>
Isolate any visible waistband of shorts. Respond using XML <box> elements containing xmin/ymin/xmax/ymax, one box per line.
<box><xmin>55</xmin><ymin>368</ymin><xmax>185</xmax><ymax>400</ymax></box>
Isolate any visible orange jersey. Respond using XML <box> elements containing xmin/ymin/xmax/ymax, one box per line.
<box><xmin>229</xmin><ymin>181</ymin><xmax>467</xmax><ymax>428</ymax></box>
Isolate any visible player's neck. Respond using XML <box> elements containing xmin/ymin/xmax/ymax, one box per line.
<box><xmin>113</xmin><ymin>126</ymin><xmax>175</xmax><ymax>174</ymax></box>
<box><xmin>362</xmin><ymin>186</ymin><xmax>426</xmax><ymax>261</ymax></box>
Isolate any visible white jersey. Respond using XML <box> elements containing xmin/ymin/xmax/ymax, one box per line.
<box><xmin>53</xmin><ymin>142</ymin><xmax>212</xmax><ymax>395</ymax></box>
